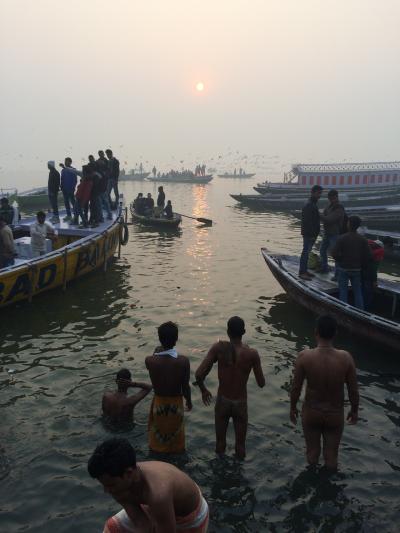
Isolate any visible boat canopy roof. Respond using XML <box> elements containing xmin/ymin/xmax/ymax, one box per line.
<box><xmin>292</xmin><ymin>161</ymin><xmax>400</xmax><ymax>175</ymax></box>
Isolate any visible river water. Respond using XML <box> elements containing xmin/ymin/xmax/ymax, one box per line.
<box><xmin>0</xmin><ymin>178</ymin><xmax>399</xmax><ymax>532</ymax></box>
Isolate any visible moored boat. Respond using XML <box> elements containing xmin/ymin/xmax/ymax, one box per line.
<box><xmin>0</xmin><ymin>210</ymin><xmax>128</xmax><ymax>308</ymax></box>
<box><xmin>130</xmin><ymin>204</ymin><xmax>182</xmax><ymax>228</ymax></box>
<box><xmin>261</xmin><ymin>248</ymin><xmax>400</xmax><ymax>352</ymax></box>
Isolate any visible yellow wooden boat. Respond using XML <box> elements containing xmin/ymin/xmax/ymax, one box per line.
<box><xmin>0</xmin><ymin>210</ymin><xmax>129</xmax><ymax>308</ymax></box>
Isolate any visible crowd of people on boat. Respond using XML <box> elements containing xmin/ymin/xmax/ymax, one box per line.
<box><xmin>300</xmin><ymin>185</ymin><xmax>384</xmax><ymax>310</ymax></box>
<box><xmin>47</xmin><ymin>149</ymin><xmax>120</xmax><ymax>228</ymax></box>
<box><xmin>157</xmin><ymin>165</ymin><xmax>207</xmax><ymax>179</ymax></box>
<box><xmin>132</xmin><ymin>186</ymin><xmax>174</xmax><ymax>219</ymax></box>
<box><xmin>89</xmin><ymin>313</ymin><xmax>358</xmax><ymax>532</ymax></box>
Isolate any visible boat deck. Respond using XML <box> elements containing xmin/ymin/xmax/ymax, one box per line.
<box><xmin>363</xmin><ymin>228</ymin><xmax>400</xmax><ymax>240</ymax></box>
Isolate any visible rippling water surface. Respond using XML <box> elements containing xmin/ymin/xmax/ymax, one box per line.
<box><xmin>1</xmin><ymin>178</ymin><xmax>399</xmax><ymax>532</ymax></box>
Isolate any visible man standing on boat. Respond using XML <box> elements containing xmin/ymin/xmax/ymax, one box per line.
<box><xmin>105</xmin><ymin>149</ymin><xmax>120</xmax><ymax>209</ymax></box>
<box><xmin>47</xmin><ymin>161</ymin><xmax>60</xmax><ymax>224</ymax></box>
<box><xmin>0</xmin><ymin>216</ymin><xmax>16</xmax><ymax>268</ymax></box>
<box><xmin>331</xmin><ymin>215</ymin><xmax>372</xmax><ymax>310</ymax></box>
<box><xmin>60</xmin><ymin>157</ymin><xmax>77</xmax><ymax>222</ymax></box>
<box><xmin>290</xmin><ymin>315</ymin><xmax>359</xmax><ymax>470</ymax></box>
<box><xmin>30</xmin><ymin>211</ymin><xmax>57</xmax><ymax>257</ymax></box>
<box><xmin>318</xmin><ymin>189</ymin><xmax>346</xmax><ymax>280</ymax></box>
<box><xmin>194</xmin><ymin>316</ymin><xmax>265</xmax><ymax>459</ymax></box>
<box><xmin>145</xmin><ymin>322</ymin><xmax>192</xmax><ymax>454</ymax></box>
<box><xmin>0</xmin><ymin>197</ymin><xmax>15</xmax><ymax>226</ymax></box>
<box><xmin>299</xmin><ymin>184</ymin><xmax>323</xmax><ymax>280</ymax></box>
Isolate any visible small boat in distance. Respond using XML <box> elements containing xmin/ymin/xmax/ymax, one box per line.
<box><xmin>120</xmin><ymin>169</ymin><xmax>150</xmax><ymax>181</ymax></box>
<box><xmin>16</xmin><ymin>187</ymin><xmax>62</xmax><ymax>209</ymax></box>
<box><xmin>130</xmin><ymin>204</ymin><xmax>182</xmax><ymax>228</ymax></box>
<box><xmin>218</xmin><ymin>171</ymin><xmax>255</xmax><ymax>179</ymax></box>
<box><xmin>147</xmin><ymin>172</ymin><xmax>213</xmax><ymax>184</ymax></box>
<box><xmin>261</xmin><ymin>248</ymin><xmax>400</xmax><ymax>352</ymax></box>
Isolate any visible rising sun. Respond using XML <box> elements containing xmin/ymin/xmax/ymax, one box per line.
<box><xmin>196</xmin><ymin>81</ymin><xmax>205</xmax><ymax>92</ymax></box>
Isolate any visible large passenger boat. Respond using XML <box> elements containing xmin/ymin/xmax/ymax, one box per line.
<box><xmin>256</xmin><ymin>161</ymin><xmax>400</xmax><ymax>194</ymax></box>
<box><xmin>0</xmin><ymin>208</ymin><xmax>128</xmax><ymax>308</ymax></box>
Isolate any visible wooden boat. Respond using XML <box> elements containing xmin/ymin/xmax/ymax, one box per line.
<box><xmin>0</xmin><ymin>210</ymin><xmax>127</xmax><ymax>308</ymax></box>
<box><xmin>146</xmin><ymin>174</ymin><xmax>213</xmax><ymax>184</ymax></box>
<box><xmin>130</xmin><ymin>205</ymin><xmax>182</xmax><ymax>228</ymax></box>
<box><xmin>230</xmin><ymin>192</ymin><xmax>400</xmax><ymax>210</ymax></box>
<box><xmin>254</xmin><ymin>184</ymin><xmax>400</xmax><ymax>196</ymax></box>
<box><xmin>261</xmin><ymin>248</ymin><xmax>400</xmax><ymax>352</ymax></box>
<box><xmin>218</xmin><ymin>172</ymin><xmax>255</xmax><ymax>179</ymax></box>
<box><xmin>120</xmin><ymin>171</ymin><xmax>150</xmax><ymax>181</ymax></box>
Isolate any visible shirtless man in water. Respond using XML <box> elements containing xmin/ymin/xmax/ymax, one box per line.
<box><xmin>102</xmin><ymin>369</ymin><xmax>152</xmax><ymax>424</ymax></box>
<box><xmin>290</xmin><ymin>315</ymin><xmax>359</xmax><ymax>470</ymax></box>
<box><xmin>88</xmin><ymin>438</ymin><xmax>209</xmax><ymax>533</ymax></box>
<box><xmin>195</xmin><ymin>316</ymin><xmax>265</xmax><ymax>458</ymax></box>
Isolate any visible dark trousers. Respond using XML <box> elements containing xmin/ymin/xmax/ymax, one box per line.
<box><xmin>48</xmin><ymin>192</ymin><xmax>59</xmax><ymax>216</ymax></box>
<box><xmin>63</xmin><ymin>191</ymin><xmax>75</xmax><ymax>217</ymax></box>
<box><xmin>299</xmin><ymin>236</ymin><xmax>317</xmax><ymax>274</ymax></box>
<box><xmin>108</xmin><ymin>179</ymin><xmax>119</xmax><ymax>207</ymax></box>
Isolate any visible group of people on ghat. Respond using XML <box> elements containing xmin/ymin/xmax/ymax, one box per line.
<box><xmin>133</xmin><ymin>186</ymin><xmax>174</xmax><ymax>219</ymax></box>
<box><xmin>299</xmin><ymin>185</ymin><xmax>384</xmax><ymax>310</ymax></box>
<box><xmin>89</xmin><ymin>314</ymin><xmax>359</xmax><ymax>532</ymax></box>
<box><xmin>47</xmin><ymin>148</ymin><xmax>120</xmax><ymax>228</ymax></box>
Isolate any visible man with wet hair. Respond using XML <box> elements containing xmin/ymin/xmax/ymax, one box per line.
<box><xmin>88</xmin><ymin>437</ymin><xmax>209</xmax><ymax>532</ymax></box>
<box><xmin>145</xmin><ymin>321</ymin><xmax>192</xmax><ymax>453</ymax></box>
<box><xmin>290</xmin><ymin>315</ymin><xmax>359</xmax><ymax>470</ymax></box>
<box><xmin>195</xmin><ymin>316</ymin><xmax>265</xmax><ymax>459</ymax></box>
<box><xmin>102</xmin><ymin>368</ymin><xmax>152</xmax><ymax>424</ymax></box>
<box><xmin>332</xmin><ymin>215</ymin><xmax>372</xmax><ymax>309</ymax></box>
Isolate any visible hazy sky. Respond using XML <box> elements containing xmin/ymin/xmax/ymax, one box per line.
<box><xmin>1</xmin><ymin>0</ymin><xmax>400</xmax><ymax>187</ymax></box>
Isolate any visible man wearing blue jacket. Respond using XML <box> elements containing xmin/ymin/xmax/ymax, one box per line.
<box><xmin>60</xmin><ymin>157</ymin><xmax>78</xmax><ymax>222</ymax></box>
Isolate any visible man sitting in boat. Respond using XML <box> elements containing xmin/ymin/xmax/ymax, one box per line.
<box><xmin>102</xmin><ymin>368</ymin><xmax>152</xmax><ymax>425</ymax></box>
<box><xmin>144</xmin><ymin>193</ymin><xmax>155</xmax><ymax>215</ymax></box>
<box><xmin>164</xmin><ymin>200</ymin><xmax>173</xmax><ymax>219</ymax></box>
<box><xmin>0</xmin><ymin>197</ymin><xmax>15</xmax><ymax>226</ymax></box>
<box><xmin>30</xmin><ymin>211</ymin><xmax>57</xmax><ymax>257</ymax></box>
<box><xmin>134</xmin><ymin>193</ymin><xmax>147</xmax><ymax>215</ymax></box>
<box><xmin>0</xmin><ymin>216</ymin><xmax>16</xmax><ymax>268</ymax></box>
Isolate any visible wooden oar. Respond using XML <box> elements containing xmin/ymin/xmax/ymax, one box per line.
<box><xmin>176</xmin><ymin>213</ymin><xmax>213</xmax><ymax>225</ymax></box>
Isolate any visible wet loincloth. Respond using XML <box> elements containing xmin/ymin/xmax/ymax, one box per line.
<box><xmin>148</xmin><ymin>395</ymin><xmax>185</xmax><ymax>453</ymax></box>
<box><xmin>103</xmin><ymin>488</ymin><xmax>209</xmax><ymax>533</ymax></box>
<box><xmin>215</xmin><ymin>394</ymin><xmax>248</xmax><ymax>422</ymax></box>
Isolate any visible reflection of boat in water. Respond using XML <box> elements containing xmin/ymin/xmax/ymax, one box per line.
<box><xmin>231</xmin><ymin>193</ymin><xmax>400</xmax><ymax>210</ymax></box>
<box><xmin>218</xmin><ymin>172</ymin><xmax>255</xmax><ymax>179</ymax></box>
<box><xmin>147</xmin><ymin>173</ymin><xmax>213</xmax><ymax>184</ymax></box>
<box><xmin>0</xmin><ymin>210</ymin><xmax>127</xmax><ymax>308</ymax></box>
<box><xmin>261</xmin><ymin>248</ymin><xmax>400</xmax><ymax>352</ymax></box>
<box><xmin>130</xmin><ymin>204</ymin><xmax>182</xmax><ymax>228</ymax></box>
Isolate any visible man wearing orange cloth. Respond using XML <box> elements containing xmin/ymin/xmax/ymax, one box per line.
<box><xmin>145</xmin><ymin>322</ymin><xmax>192</xmax><ymax>454</ymax></box>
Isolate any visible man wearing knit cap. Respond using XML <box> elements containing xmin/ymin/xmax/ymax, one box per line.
<box><xmin>47</xmin><ymin>161</ymin><xmax>60</xmax><ymax>224</ymax></box>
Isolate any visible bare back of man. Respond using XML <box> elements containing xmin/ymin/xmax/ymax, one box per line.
<box><xmin>290</xmin><ymin>316</ymin><xmax>359</xmax><ymax>470</ymax></box>
<box><xmin>145</xmin><ymin>355</ymin><xmax>191</xmax><ymax>399</ymax></box>
<box><xmin>195</xmin><ymin>317</ymin><xmax>265</xmax><ymax>459</ymax></box>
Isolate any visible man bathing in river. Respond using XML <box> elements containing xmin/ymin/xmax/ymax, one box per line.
<box><xmin>195</xmin><ymin>316</ymin><xmax>265</xmax><ymax>459</ymax></box>
<box><xmin>290</xmin><ymin>315</ymin><xmax>359</xmax><ymax>470</ymax></box>
<box><xmin>145</xmin><ymin>322</ymin><xmax>192</xmax><ymax>453</ymax></box>
<box><xmin>102</xmin><ymin>369</ymin><xmax>152</xmax><ymax>424</ymax></box>
<box><xmin>88</xmin><ymin>438</ymin><xmax>209</xmax><ymax>533</ymax></box>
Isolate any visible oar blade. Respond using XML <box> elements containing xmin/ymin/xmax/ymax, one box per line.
<box><xmin>197</xmin><ymin>217</ymin><xmax>212</xmax><ymax>225</ymax></box>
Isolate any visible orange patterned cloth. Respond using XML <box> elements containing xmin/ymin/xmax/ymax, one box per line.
<box><xmin>148</xmin><ymin>395</ymin><xmax>185</xmax><ymax>453</ymax></box>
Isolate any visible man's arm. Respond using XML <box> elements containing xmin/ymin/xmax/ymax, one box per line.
<box><xmin>345</xmin><ymin>354</ymin><xmax>359</xmax><ymax>424</ymax></box>
<box><xmin>125</xmin><ymin>381</ymin><xmax>153</xmax><ymax>408</ymax></box>
<box><xmin>150</xmin><ymin>497</ymin><xmax>176</xmax><ymax>533</ymax></box>
<box><xmin>290</xmin><ymin>354</ymin><xmax>305</xmax><ymax>424</ymax></box>
<box><xmin>194</xmin><ymin>345</ymin><xmax>218</xmax><ymax>406</ymax></box>
<box><xmin>252</xmin><ymin>350</ymin><xmax>266</xmax><ymax>388</ymax></box>
<box><xmin>181</xmin><ymin>358</ymin><xmax>192</xmax><ymax>411</ymax></box>
<box><xmin>320</xmin><ymin>207</ymin><xmax>343</xmax><ymax>224</ymax></box>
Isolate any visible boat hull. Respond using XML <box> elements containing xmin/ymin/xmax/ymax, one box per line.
<box><xmin>261</xmin><ymin>249</ymin><xmax>400</xmax><ymax>352</ymax></box>
<box><xmin>131</xmin><ymin>208</ymin><xmax>181</xmax><ymax>228</ymax></box>
<box><xmin>218</xmin><ymin>173</ymin><xmax>255</xmax><ymax>179</ymax></box>
<box><xmin>0</xmin><ymin>220</ymin><xmax>121</xmax><ymax>308</ymax></box>
<box><xmin>120</xmin><ymin>172</ymin><xmax>150</xmax><ymax>181</ymax></box>
<box><xmin>146</xmin><ymin>175</ymin><xmax>213</xmax><ymax>184</ymax></box>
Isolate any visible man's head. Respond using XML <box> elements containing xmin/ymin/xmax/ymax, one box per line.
<box><xmin>227</xmin><ymin>316</ymin><xmax>245</xmax><ymax>339</ymax></box>
<box><xmin>98</xmin><ymin>150</ymin><xmax>105</xmax><ymax>158</ymax></box>
<box><xmin>105</xmin><ymin>149</ymin><xmax>113</xmax><ymax>159</ymax></box>
<box><xmin>327</xmin><ymin>189</ymin><xmax>339</xmax><ymax>205</ymax></box>
<box><xmin>116</xmin><ymin>368</ymin><xmax>131</xmax><ymax>392</ymax></box>
<box><xmin>47</xmin><ymin>160</ymin><xmax>55</xmax><ymax>170</ymax></box>
<box><xmin>167</xmin><ymin>200</ymin><xmax>171</xmax><ymax>206</ymax></box>
<box><xmin>138</xmin><ymin>193</ymin><xmax>143</xmax><ymax>198</ymax></box>
<box><xmin>36</xmin><ymin>210</ymin><xmax>46</xmax><ymax>224</ymax></box>
<box><xmin>65</xmin><ymin>157</ymin><xmax>72</xmax><ymax>167</ymax></box>
<box><xmin>88</xmin><ymin>438</ymin><xmax>139</xmax><ymax>499</ymax></box>
<box><xmin>311</xmin><ymin>184</ymin><xmax>323</xmax><ymax>201</ymax></box>
<box><xmin>158</xmin><ymin>321</ymin><xmax>178</xmax><ymax>349</ymax></box>
<box><xmin>316</xmin><ymin>315</ymin><xmax>337</xmax><ymax>341</ymax></box>
<box><xmin>88</xmin><ymin>155</ymin><xmax>95</xmax><ymax>163</ymax></box>
<box><xmin>1</xmin><ymin>197</ymin><xmax>9</xmax><ymax>207</ymax></box>
<box><xmin>348</xmin><ymin>215</ymin><xmax>361</xmax><ymax>232</ymax></box>
<box><xmin>147</xmin><ymin>193</ymin><xmax>152</xmax><ymax>198</ymax></box>
<box><xmin>158</xmin><ymin>186</ymin><xmax>163</xmax><ymax>192</ymax></box>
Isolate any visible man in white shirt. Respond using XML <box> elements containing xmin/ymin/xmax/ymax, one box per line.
<box><xmin>30</xmin><ymin>211</ymin><xmax>57</xmax><ymax>257</ymax></box>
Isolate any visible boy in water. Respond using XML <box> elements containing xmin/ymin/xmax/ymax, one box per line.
<box><xmin>102</xmin><ymin>368</ymin><xmax>152</xmax><ymax>424</ymax></box>
<box><xmin>88</xmin><ymin>438</ymin><xmax>209</xmax><ymax>532</ymax></box>
<box><xmin>195</xmin><ymin>316</ymin><xmax>265</xmax><ymax>459</ymax></box>
<box><xmin>290</xmin><ymin>315</ymin><xmax>359</xmax><ymax>470</ymax></box>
